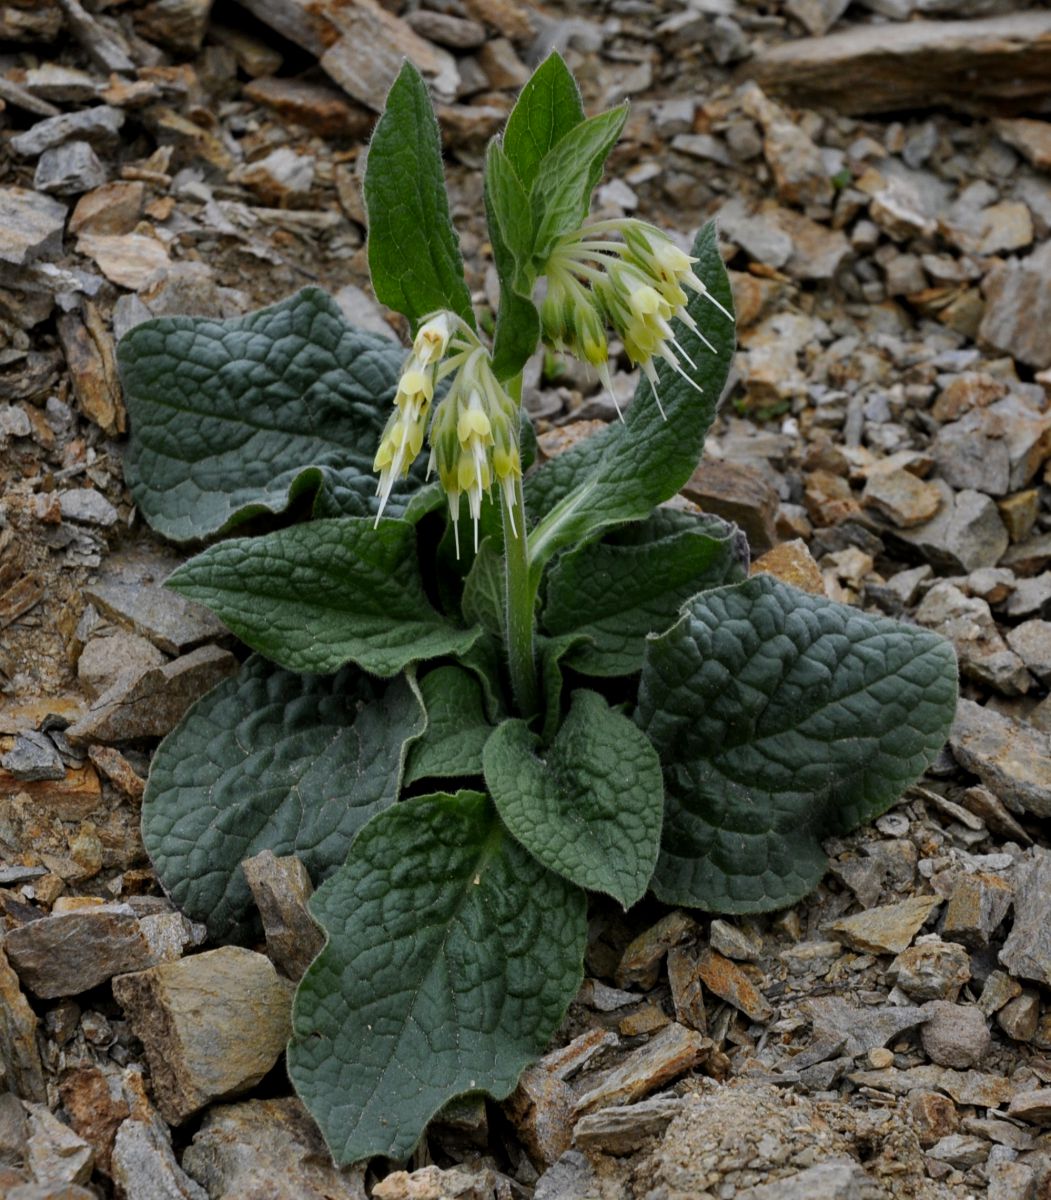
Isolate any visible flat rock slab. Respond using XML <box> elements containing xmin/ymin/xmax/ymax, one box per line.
<box><xmin>113</xmin><ymin>947</ymin><xmax>293</xmax><ymax>1125</ymax></box>
<box><xmin>745</xmin><ymin>13</ymin><xmax>1051</xmax><ymax>115</ymax></box>
<box><xmin>10</xmin><ymin>105</ymin><xmax>125</xmax><ymax>156</ymax></box>
<box><xmin>0</xmin><ymin>188</ymin><xmax>67</xmax><ymax>266</ymax></box>
<box><xmin>826</xmin><ymin>895</ymin><xmax>941</xmax><ymax>955</ymax></box>
<box><xmin>572</xmin><ymin>1023</ymin><xmax>711</xmax><ymax>1116</ymax></box>
<box><xmin>949</xmin><ymin>698</ymin><xmax>1051</xmax><ymax>818</ymax></box>
<box><xmin>1000</xmin><ymin>847</ymin><xmax>1051</xmax><ymax>988</ymax></box>
<box><xmin>573</xmin><ymin>1096</ymin><xmax>683</xmax><ymax>1156</ymax></box>
<box><xmin>805</xmin><ymin>995</ymin><xmax>928</xmax><ymax>1057</ymax></box>
<box><xmin>0</xmin><ymin>947</ymin><xmax>46</xmax><ymax>1102</ymax></box>
<box><xmin>85</xmin><ymin>579</ymin><xmax>226</xmax><ymax>654</ymax></box>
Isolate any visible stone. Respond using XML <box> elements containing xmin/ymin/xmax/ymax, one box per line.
<box><xmin>1006</xmin><ymin>574</ymin><xmax>1051</xmax><ymax>619</ymax></box>
<box><xmin>1000</xmin><ymin>847</ymin><xmax>1051</xmax><ymax>985</ymax></box>
<box><xmin>997</xmin><ymin>989</ymin><xmax>1040</xmax><ymax>1042</ymax></box>
<box><xmin>862</xmin><ymin>467</ymin><xmax>942</xmax><ymax>528</ymax></box>
<box><xmin>693</xmin><ymin>948</ymin><xmax>773</xmax><ymax>1023</ymax></box>
<box><xmin>950</xmin><ymin>700</ymin><xmax>1051</xmax><ymax>818</ymax></box>
<box><xmin>747</xmin><ymin>13</ymin><xmax>1051</xmax><ymax>114</ymax></box>
<box><xmin>740</xmin><ymin>83</ymin><xmax>832</xmax><ymax>208</ymax></box>
<box><xmin>0</xmin><ymin>947</ymin><xmax>46</xmax><ymax>1103</ymax></box>
<box><xmin>979</xmin><ymin>241</ymin><xmax>1051</xmax><ymax>370</ymax></box>
<box><xmin>751</xmin><ymin>540</ymin><xmax>825</xmax><ymax>596</ymax></box>
<box><xmin>405</xmin><ymin>9</ymin><xmax>485</xmax><ymax>48</ymax></box>
<box><xmin>0</xmin><ymin>731</ymin><xmax>64</xmax><ymax>781</ymax></box>
<box><xmin>334</xmin><ymin>285</ymin><xmax>398</xmax><ymax>342</ymax></box>
<box><xmin>477</xmin><ymin>36</ymin><xmax>529</xmax><ymax>89</ymax></box>
<box><xmin>717</xmin><ymin>198</ymin><xmax>793</xmax><ymax>268</ymax></box>
<box><xmin>3</xmin><ymin>905</ymin><xmax>170</xmax><ymax>998</ymax></box>
<box><xmin>999</xmin><ymin>490</ymin><xmax>1041</xmax><ymax>544</ymax></box>
<box><xmin>76</xmin><ymin>233</ymin><xmax>171</xmax><ymax>291</ymax></box>
<box><xmin>774</xmin><ymin>207</ymin><xmax>851</xmax><ymax>282</ymax></box>
<box><xmin>978</xmin><ymin>970</ymin><xmax>1022</xmax><ymax>1018</ymax></box>
<box><xmin>894</xmin><ymin>484</ymin><xmax>1008</xmax><ymax>573</ymax></box>
<box><xmin>133</xmin><ymin>0</ymin><xmax>212</xmax><ymax>54</ymax></box>
<box><xmin>708</xmin><ymin>919</ymin><xmax>764</xmax><ymax>962</ymax></box>
<box><xmin>681</xmin><ymin>460</ymin><xmax>778</xmax><ymax>552</ymax></box>
<box><xmin>241</xmin><ymin>851</ymin><xmax>324</xmax><ymax>981</ymax></box>
<box><xmin>372</xmin><ymin>1165</ymin><xmax>498</xmax><ymax>1199</ymax></box>
<box><xmin>934</xmin><ymin>397</ymin><xmax>1051</xmax><ymax>497</ymax></box>
<box><xmin>737</xmin><ymin>1161</ymin><xmax>878</xmax><ymax>1199</ymax></box>
<box><xmin>56</xmin><ymin>306</ymin><xmax>125</xmax><ymax>437</ymax></box>
<box><xmin>85</xmin><ymin>578</ymin><xmax>226</xmax><ymax>655</ymax></box>
<box><xmin>870</xmin><ymin>176</ymin><xmax>936</xmax><ymax>240</ymax></box>
<box><xmin>886</xmin><ymin>939</ymin><xmax>970</xmax><ymax>1001</ymax></box>
<box><xmin>572</xmin><ymin>1024</ymin><xmax>711</xmax><ymax>1116</ymax></box>
<box><xmin>533</xmin><ymin>1150</ymin><xmax>600</xmax><ymax>1200</ymax></box>
<box><xmin>826</xmin><ymin>895</ymin><xmax>941</xmax><ymax>955</ymax></box>
<box><xmin>111</xmin><ymin>1115</ymin><xmax>208</xmax><ymax>1200</ymax></box>
<box><xmin>804</xmin><ymin>470</ymin><xmax>861</xmax><ymax>527</ymax></box>
<box><xmin>921</xmin><ymin>1002</ymin><xmax>990</xmax><ymax>1069</ymax></box>
<box><xmin>805</xmin><ymin>996</ymin><xmax>928</xmax><ymax>1057</ymax></box>
<box><xmin>58</xmin><ymin>1065</ymin><xmax>135</xmax><ymax>1175</ymax></box>
<box><xmin>666</xmin><ymin>947</ymin><xmax>707</xmax><ymax>1033</ymax></box>
<box><xmin>572</xmin><ymin>1096</ymin><xmax>683</xmax><ymax>1156</ymax></box>
<box><xmin>926</xmin><ymin>1133</ymin><xmax>988</xmax><ymax>1168</ymax></box>
<box><xmin>915</xmin><ymin>582</ymin><xmax>1030</xmax><ymax>695</ymax></box>
<box><xmin>994</xmin><ymin>118</ymin><xmax>1051</xmax><ymax>170</ymax></box>
<box><xmin>942</xmin><ymin>872</ymin><xmax>1013</xmax><ymax>949</ymax></box>
<box><xmin>67</xmin><ymin>645</ymin><xmax>238</xmax><ymax>744</ymax></box>
<box><xmin>976</xmin><ymin>201</ymin><xmax>1034</xmax><ymax>256</ymax></box>
<box><xmin>243</xmin><ymin>77</ymin><xmax>371</xmax><ymax>140</ymax></box>
<box><xmin>24</xmin><ymin>1103</ymin><xmax>93</xmax><ymax>1188</ymax></box>
<box><xmin>615</xmin><ymin>911</ymin><xmax>698</xmax><ymax>990</ymax></box>
<box><xmin>932</xmin><ymin>372</ymin><xmax>1007</xmax><ymax>423</ymax></box>
<box><xmin>907</xmin><ymin>1090</ymin><xmax>958</xmax><ymax>1147</ymax></box>
<box><xmin>34</xmin><ymin>142</ymin><xmax>106</xmax><ymax>197</ymax></box>
<box><xmin>1006</xmin><ymin>620</ymin><xmax>1051</xmax><ymax>684</ymax></box>
<box><xmin>112</xmin><ymin>947</ymin><xmax>293</xmax><ymax>1125</ymax></box>
<box><xmin>77</xmin><ymin>633</ymin><xmax>166</xmax><ymax>700</ymax></box>
<box><xmin>0</xmin><ymin>188</ymin><xmax>67</xmax><ymax>266</ymax></box>
<box><xmin>182</xmin><ymin>1096</ymin><xmax>368</xmax><ymax>1199</ymax></box>
<box><xmin>233</xmin><ymin>148</ymin><xmax>314</xmax><ymax>206</ymax></box>
<box><xmin>58</xmin><ymin>487</ymin><xmax>118</xmax><ymax>527</ymax></box>
<box><xmin>988</xmin><ymin>1161</ymin><xmax>1036</xmax><ymax>1200</ymax></box>
<box><xmin>848</xmin><ymin>1063</ymin><xmax>1013</xmax><ymax>1106</ymax></box>
<box><xmin>1008</xmin><ymin>1089</ymin><xmax>1051</xmax><ymax>1124</ymax></box>
<box><xmin>10</xmin><ymin>106</ymin><xmax>124</xmax><ymax>157</ymax></box>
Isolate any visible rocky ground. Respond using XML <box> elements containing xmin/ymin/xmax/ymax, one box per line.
<box><xmin>2</xmin><ymin>0</ymin><xmax>1051</xmax><ymax>1196</ymax></box>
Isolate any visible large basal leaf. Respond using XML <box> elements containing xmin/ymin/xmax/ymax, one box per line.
<box><xmin>484</xmin><ymin>690</ymin><xmax>663</xmax><ymax>908</ymax></box>
<box><xmin>403</xmin><ymin>665</ymin><xmax>493</xmax><ymax>785</ymax></box>
<box><xmin>536</xmin><ymin>631</ymin><xmax>588</xmax><ymax>746</ymax></box>
<box><xmin>501</xmin><ymin>52</ymin><xmax>584</xmax><ymax>191</ymax></box>
<box><xmin>542</xmin><ymin>509</ymin><xmax>748</xmax><ymax>677</ymax></box>
<box><xmin>118</xmin><ymin>288</ymin><xmax>422</xmax><ymax>543</ymax></box>
<box><xmin>461</xmin><ymin>536</ymin><xmax>505</xmax><ymax>638</ymax></box>
<box><xmin>288</xmin><ymin>789</ymin><xmax>587</xmax><ymax>1165</ymax></box>
<box><xmin>143</xmin><ymin>656</ymin><xmax>425</xmax><ymax>942</ymax></box>
<box><xmin>365</xmin><ymin>61</ymin><xmax>474</xmax><ymax>331</ymax></box>
<box><xmin>166</xmin><ymin>517</ymin><xmax>481</xmax><ymax>677</ymax></box>
<box><xmin>525</xmin><ymin>222</ymin><xmax>735</xmax><ymax>579</ymax></box>
<box><xmin>635</xmin><ymin>575</ymin><xmax>959</xmax><ymax>914</ymax></box>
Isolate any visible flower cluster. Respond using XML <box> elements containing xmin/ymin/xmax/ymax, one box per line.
<box><xmin>373</xmin><ymin>313</ymin><xmax>521</xmax><ymax>554</ymax></box>
<box><xmin>540</xmin><ymin>218</ymin><xmax>731</xmax><ymax>418</ymax></box>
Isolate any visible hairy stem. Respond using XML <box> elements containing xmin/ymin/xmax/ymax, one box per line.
<box><xmin>502</xmin><ymin>375</ymin><xmax>540</xmax><ymax>720</ymax></box>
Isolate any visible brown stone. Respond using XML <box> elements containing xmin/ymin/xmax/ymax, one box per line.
<box><xmin>0</xmin><ymin>945</ymin><xmax>46</xmax><ymax>1102</ymax></box>
<box><xmin>666</xmin><ymin>947</ymin><xmax>707</xmax><ymax>1033</ymax></box>
<box><xmin>826</xmin><ymin>895</ymin><xmax>941</xmax><ymax>955</ymax></box>
<box><xmin>619</xmin><ymin>1003</ymin><xmax>672</xmax><ymax>1037</ymax></box>
<box><xmin>573</xmin><ymin>1096</ymin><xmax>684</xmax><ymax>1156</ymax></box>
<box><xmin>241</xmin><ymin>851</ymin><xmax>324</xmax><ymax>981</ymax></box>
<box><xmin>132</xmin><ymin>0</ymin><xmax>211</xmax><ymax>54</ymax></box>
<box><xmin>681</xmin><ymin>460</ymin><xmax>779</xmax><ymax>552</ymax></box>
<box><xmin>24</xmin><ymin>1102</ymin><xmax>94</xmax><ymax>1188</ymax></box>
<box><xmin>1009</xmin><ymin>1089</ymin><xmax>1051</xmax><ymax>1124</ymax></box>
<box><xmin>931</xmin><ymin>372</ymin><xmax>1007</xmax><ymax>424</ymax></box>
<box><xmin>461</xmin><ymin>0</ymin><xmax>536</xmax><ymax>42</ymax></box>
<box><xmin>68</xmin><ymin>181</ymin><xmax>144</xmax><ymax>237</ymax></box>
<box><xmin>862</xmin><ymin>468</ymin><xmax>943</xmax><ymax>529</ymax></box>
<box><xmin>949</xmin><ymin>699</ymin><xmax>1051</xmax><ymax>819</ymax></box>
<box><xmin>994</xmin><ymin>118</ymin><xmax>1051</xmax><ymax>170</ymax></box>
<box><xmin>86</xmin><ymin>745</ymin><xmax>145</xmax><ymax>800</ymax></box>
<box><xmin>76</xmin><ymin>232</ymin><xmax>171</xmax><ymax>291</ymax></box>
<box><xmin>573</xmin><ymin>1023</ymin><xmax>712</xmax><ymax>1116</ymax></box>
<box><xmin>740</xmin><ymin>82</ymin><xmax>832</xmax><ymax>208</ymax></box>
<box><xmin>979</xmin><ymin>241</ymin><xmax>1051</xmax><ymax>371</ymax></box>
<box><xmin>942</xmin><ymin>872</ymin><xmax>1012</xmax><ymax>949</ymax></box>
<box><xmin>56</xmin><ymin>305</ymin><xmax>125</xmax><ymax>436</ymax></box>
<box><xmin>999</xmin><ymin>490</ymin><xmax>1041</xmax><ymax>544</ymax></box>
<box><xmin>615</xmin><ymin>911</ymin><xmax>699</xmax><ymax>990</ymax></box>
<box><xmin>751</xmin><ymin>539</ymin><xmax>825</xmax><ymax>596</ymax></box>
<box><xmin>745</xmin><ymin>13</ymin><xmax>1051</xmax><ymax>115</ymax></box>
<box><xmin>693</xmin><ymin>948</ymin><xmax>773</xmax><ymax>1023</ymax></box>
<box><xmin>998</xmin><ymin>990</ymin><xmax>1040</xmax><ymax>1042</ymax></box>
<box><xmin>537</xmin><ymin>420</ymin><xmax>605</xmax><ymax>462</ymax></box>
<box><xmin>0</xmin><ymin>763</ymin><xmax>102</xmax><ymax>819</ymax></box>
<box><xmin>804</xmin><ymin>469</ymin><xmax>861</xmax><ymax>527</ymax></box>
<box><xmin>59</xmin><ymin>1067</ymin><xmax>129</xmax><ymax>1176</ymax></box>
<box><xmin>907</xmin><ymin>1091</ymin><xmax>958</xmax><ymax>1148</ymax></box>
<box><xmin>243</xmin><ymin>76</ymin><xmax>372</xmax><ymax>139</ymax></box>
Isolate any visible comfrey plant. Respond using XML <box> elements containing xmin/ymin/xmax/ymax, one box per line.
<box><xmin>117</xmin><ymin>55</ymin><xmax>958</xmax><ymax>1167</ymax></box>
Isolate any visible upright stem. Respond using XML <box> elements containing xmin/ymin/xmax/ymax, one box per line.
<box><xmin>502</xmin><ymin>374</ymin><xmax>540</xmax><ymax>720</ymax></box>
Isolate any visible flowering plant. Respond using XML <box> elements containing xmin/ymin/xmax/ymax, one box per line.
<box><xmin>118</xmin><ymin>55</ymin><xmax>957</xmax><ymax>1166</ymax></box>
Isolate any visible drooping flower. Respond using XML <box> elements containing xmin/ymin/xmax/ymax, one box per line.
<box><xmin>539</xmin><ymin>218</ymin><xmax>731</xmax><ymax>419</ymax></box>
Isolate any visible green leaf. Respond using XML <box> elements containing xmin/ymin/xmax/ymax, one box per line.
<box><xmin>365</xmin><ymin>62</ymin><xmax>474</xmax><ymax>330</ymax></box>
<box><xmin>502</xmin><ymin>52</ymin><xmax>585</xmax><ymax>190</ymax></box>
<box><xmin>461</xmin><ymin>536</ymin><xmax>505</xmax><ymax>638</ymax></box>
<box><xmin>167</xmin><ymin>517</ymin><xmax>481</xmax><ymax>677</ymax></box>
<box><xmin>118</xmin><ymin>288</ymin><xmax>421</xmax><ymax>544</ymax></box>
<box><xmin>404</xmin><ymin>666</ymin><xmax>493</xmax><ymax>785</ymax></box>
<box><xmin>288</xmin><ymin>789</ymin><xmax>587</xmax><ymax>1165</ymax></box>
<box><xmin>543</xmin><ymin>510</ymin><xmax>748</xmax><ymax>676</ymax></box>
<box><xmin>526</xmin><ymin>222</ymin><xmax>735</xmax><ymax>577</ymax></box>
<box><xmin>530</xmin><ymin>104</ymin><xmax>628</xmax><ymax>264</ymax></box>
<box><xmin>537</xmin><ymin>631</ymin><xmax>588</xmax><ymax>745</ymax></box>
<box><xmin>636</xmin><ymin>575</ymin><xmax>959</xmax><ymax>914</ymax></box>
<box><xmin>142</xmin><ymin>656</ymin><xmax>424</xmax><ymax>942</ymax></box>
<box><xmin>484</xmin><ymin>690</ymin><xmax>663</xmax><ymax>908</ymax></box>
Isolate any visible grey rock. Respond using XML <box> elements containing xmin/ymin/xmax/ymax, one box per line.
<box><xmin>85</xmin><ymin>579</ymin><xmax>226</xmax><ymax>654</ymax></box>
<box><xmin>0</xmin><ymin>188</ymin><xmax>67</xmax><ymax>266</ymax></box>
<box><xmin>58</xmin><ymin>487</ymin><xmax>118</xmax><ymax>526</ymax></box>
<box><xmin>979</xmin><ymin>240</ymin><xmax>1051</xmax><ymax>370</ymax></box>
<box><xmin>534</xmin><ymin>1150</ymin><xmax>598</xmax><ymax>1200</ymax></box>
<box><xmin>23</xmin><ymin>1102</ymin><xmax>93</xmax><ymax>1187</ymax></box>
<box><xmin>1004</xmin><ymin>573</ymin><xmax>1051</xmax><ymax>619</ymax></box>
<box><xmin>1000</xmin><ymin>847</ymin><xmax>1051</xmax><ymax>986</ymax></box>
<box><xmin>921</xmin><ymin>1002</ymin><xmax>990</xmax><ymax>1069</ymax></box>
<box><xmin>1006</xmin><ymin>620</ymin><xmax>1051</xmax><ymax>684</ymax></box>
<box><xmin>804</xmin><ymin>995</ymin><xmax>928</xmax><ymax>1057</ymax></box>
<box><xmin>950</xmin><ymin>699</ymin><xmax>1051</xmax><ymax>818</ymax></box>
<box><xmin>241</xmin><ymin>851</ymin><xmax>324</xmax><ymax>981</ymax></box>
<box><xmin>10</xmin><ymin>105</ymin><xmax>125</xmax><ymax>157</ymax></box>
<box><xmin>915</xmin><ymin>582</ymin><xmax>1030</xmax><ymax>695</ymax></box>
<box><xmin>716</xmin><ymin>196</ymin><xmax>793</xmax><ymax>268</ymax></box>
<box><xmin>34</xmin><ymin>141</ymin><xmax>107</xmax><ymax>196</ymax></box>
<box><xmin>0</xmin><ymin>947</ymin><xmax>46</xmax><ymax>1103</ymax></box>
<box><xmin>111</xmin><ymin>1117</ymin><xmax>208</xmax><ymax>1200</ymax></box>
<box><xmin>77</xmin><ymin>632</ymin><xmax>166</xmax><ymax>700</ymax></box>
<box><xmin>404</xmin><ymin>9</ymin><xmax>485</xmax><ymax>48</ymax></box>
<box><xmin>942</xmin><ymin>872</ymin><xmax>1013</xmax><ymax>949</ymax></box>
<box><xmin>997</xmin><ymin>989</ymin><xmax>1040</xmax><ymax>1042</ymax></box>
<box><xmin>573</xmin><ymin>1096</ymin><xmax>683</xmax><ymax>1155</ymax></box>
<box><xmin>572</xmin><ymin>1024</ymin><xmax>711</xmax><ymax>1116</ymax></box>
<box><xmin>709</xmin><ymin>919</ymin><xmax>763</xmax><ymax>962</ymax></box>
<box><xmin>183</xmin><ymin>1099</ymin><xmax>369</xmax><ymax>1200</ymax></box>
<box><xmin>894</xmin><ymin>483</ymin><xmax>1009</xmax><ymax>572</ymax></box>
<box><xmin>67</xmin><ymin>644</ymin><xmax>238</xmax><ymax>743</ymax></box>
<box><xmin>886</xmin><ymin>939</ymin><xmax>970</xmax><ymax>1000</ymax></box>
<box><xmin>926</xmin><ymin>1133</ymin><xmax>989</xmax><ymax>1167</ymax></box>
<box><xmin>333</xmin><ymin>284</ymin><xmax>398</xmax><ymax>342</ymax></box>
<box><xmin>0</xmin><ymin>731</ymin><xmax>64</xmax><ymax>782</ymax></box>
<box><xmin>738</xmin><ymin>1160</ymin><xmax>879</xmax><ymax>1200</ymax></box>
<box><xmin>934</xmin><ymin>396</ymin><xmax>1051</xmax><ymax>497</ymax></box>
<box><xmin>0</xmin><ymin>1092</ymin><xmax>27</xmax><ymax>1165</ymax></box>
<box><xmin>988</xmin><ymin>1161</ymin><xmax>1036</xmax><ymax>1200</ymax></box>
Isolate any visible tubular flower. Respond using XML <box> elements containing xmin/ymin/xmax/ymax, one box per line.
<box><xmin>539</xmin><ymin>218</ymin><xmax>731</xmax><ymax>419</ymax></box>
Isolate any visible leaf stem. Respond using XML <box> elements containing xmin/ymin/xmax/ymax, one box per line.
<box><xmin>502</xmin><ymin>374</ymin><xmax>540</xmax><ymax>720</ymax></box>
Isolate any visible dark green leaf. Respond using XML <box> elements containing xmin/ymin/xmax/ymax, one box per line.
<box><xmin>530</xmin><ymin>104</ymin><xmax>628</xmax><ymax>263</ymax></box>
<box><xmin>537</xmin><ymin>631</ymin><xmax>588</xmax><ymax>745</ymax></box>
<box><xmin>543</xmin><ymin>510</ymin><xmax>748</xmax><ymax>676</ymax></box>
<box><xmin>166</xmin><ymin>517</ymin><xmax>481</xmax><ymax>677</ymax></box>
<box><xmin>118</xmin><ymin>288</ymin><xmax>421</xmax><ymax>544</ymax></box>
<box><xmin>365</xmin><ymin>62</ymin><xmax>473</xmax><ymax>330</ymax></box>
<box><xmin>288</xmin><ymin>789</ymin><xmax>586</xmax><ymax>1164</ymax></box>
<box><xmin>142</xmin><ymin>656</ymin><xmax>424</xmax><ymax>942</ymax></box>
<box><xmin>526</xmin><ymin>223</ymin><xmax>735</xmax><ymax>577</ymax></box>
<box><xmin>461</xmin><ymin>536</ymin><xmax>505</xmax><ymax>638</ymax></box>
<box><xmin>502</xmin><ymin>52</ymin><xmax>585</xmax><ymax>190</ymax></box>
<box><xmin>404</xmin><ymin>666</ymin><xmax>493</xmax><ymax>784</ymax></box>
<box><xmin>484</xmin><ymin>690</ymin><xmax>663</xmax><ymax>907</ymax></box>
<box><xmin>636</xmin><ymin>575</ymin><xmax>959</xmax><ymax>914</ymax></box>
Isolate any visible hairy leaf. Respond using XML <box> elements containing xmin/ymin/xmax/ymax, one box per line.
<box><xmin>365</xmin><ymin>62</ymin><xmax>473</xmax><ymax>330</ymax></box>
<box><xmin>636</xmin><ymin>575</ymin><xmax>959</xmax><ymax>913</ymax></box>
<box><xmin>537</xmin><ymin>631</ymin><xmax>588</xmax><ymax>745</ymax></box>
<box><xmin>461</xmin><ymin>536</ymin><xmax>505</xmax><ymax>638</ymax></box>
<box><xmin>118</xmin><ymin>288</ymin><xmax>420</xmax><ymax>543</ymax></box>
<box><xmin>404</xmin><ymin>666</ymin><xmax>493</xmax><ymax>784</ymax></box>
<box><xmin>484</xmin><ymin>690</ymin><xmax>663</xmax><ymax>907</ymax></box>
<box><xmin>543</xmin><ymin>510</ymin><xmax>748</xmax><ymax>676</ymax></box>
<box><xmin>526</xmin><ymin>223</ymin><xmax>735</xmax><ymax>577</ymax></box>
<box><xmin>143</xmin><ymin>656</ymin><xmax>424</xmax><ymax>942</ymax></box>
<box><xmin>167</xmin><ymin>518</ymin><xmax>481</xmax><ymax>677</ymax></box>
<box><xmin>502</xmin><ymin>52</ymin><xmax>584</xmax><ymax>190</ymax></box>
<box><xmin>288</xmin><ymin>790</ymin><xmax>587</xmax><ymax>1164</ymax></box>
